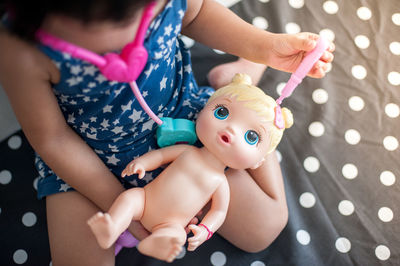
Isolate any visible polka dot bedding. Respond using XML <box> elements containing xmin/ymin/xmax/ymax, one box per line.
<box><xmin>1</xmin><ymin>0</ymin><xmax>399</xmax><ymax>265</ymax></box>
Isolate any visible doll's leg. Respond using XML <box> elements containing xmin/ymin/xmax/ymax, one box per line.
<box><xmin>46</xmin><ymin>191</ymin><xmax>115</xmax><ymax>266</ymax></box>
<box><xmin>207</xmin><ymin>58</ymin><xmax>267</xmax><ymax>89</ymax></box>
<box><xmin>138</xmin><ymin>222</ymin><xmax>186</xmax><ymax>262</ymax></box>
<box><xmin>217</xmin><ymin>151</ymin><xmax>288</xmax><ymax>252</ymax></box>
<box><xmin>88</xmin><ymin>187</ymin><xmax>145</xmax><ymax>249</ymax></box>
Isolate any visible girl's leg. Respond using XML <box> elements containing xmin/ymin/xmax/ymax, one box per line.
<box><xmin>207</xmin><ymin>58</ymin><xmax>267</xmax><ymax>89</ymax></box>
<box><xmin>46</xmin><ymin>191</ymin><xmax>115</xmax><ymax>266</ymax></box>
<box><xmin>217</xmin><ymin>151</ymin><xmax>288</xmax><ymax>253</ymax></box>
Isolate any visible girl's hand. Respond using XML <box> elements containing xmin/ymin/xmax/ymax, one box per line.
<box><xmin>266</xmin><ymin>32</ymin><xmax>335</xmax><ymax>78</ymax></box>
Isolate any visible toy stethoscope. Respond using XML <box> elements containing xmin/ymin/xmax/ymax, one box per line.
<box><xmin>36</xmin><ymin>1</ymin><xmax>197</xmax><ymax>148</ymax></box>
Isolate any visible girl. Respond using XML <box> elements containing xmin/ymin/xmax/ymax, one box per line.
<box><xmin>0</xmin><ymin>0</ymin><xmax>334</xmax><ymax>265</ymax></box>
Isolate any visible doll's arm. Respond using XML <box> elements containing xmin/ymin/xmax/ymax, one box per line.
<box><xmin>187</xmin><ymin>177</ymin><xmax>230</xmax><ymax>251</ymax></box>
<box><xmin>121</xmin><ymin>144</ymin><xmax>192</xmax><ymax>178</ymax></box>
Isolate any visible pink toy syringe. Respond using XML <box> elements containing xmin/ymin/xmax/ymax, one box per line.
<box><xmin>276</xmin><ymin>36</ymin><xmax>329</xmax><ymax>105</ymax></box>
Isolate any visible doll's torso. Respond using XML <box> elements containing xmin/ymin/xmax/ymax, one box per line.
<box><xmin>141</xmin><ymin>146</ymin><xmax>226</xmax><ymax>231</ymax></box>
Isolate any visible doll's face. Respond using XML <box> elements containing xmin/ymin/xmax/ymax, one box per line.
<box><xmin>196</xmin><ymin>95</ymin><xmax>271</xmax><ymax>169</ymax></box>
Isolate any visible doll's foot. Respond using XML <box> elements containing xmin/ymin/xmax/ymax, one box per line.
<box><xmin>87</xmin><ymin>212</ymin><xmax>119</xmax><ymax>249</ymax></box>
<box><xmin>138</xmin><ymin>232</ymin><xmax>184</xmax><ymax>262</ymax></box>
<box><xmin>207</xmin><ymin>58</ymin><xmax>267</xmax><ymax>89</ymax></box>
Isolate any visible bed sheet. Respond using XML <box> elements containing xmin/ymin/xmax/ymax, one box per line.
<box><xmin>1</xmin><ymin>0</ymin><xmax>399</xmax><ymax>265</ymax></box>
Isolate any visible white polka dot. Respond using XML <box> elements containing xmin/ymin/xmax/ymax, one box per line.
<box><xmin>296</xmin><ymin>230</ymin><xmax>311</xmax><ymax>245</ymax></box>
<box><xmin>8</xmin><ymin>135</ymin><xmax>22</xmax><ymax>150</ymax></box>
<box><xmin>303</xmin><ymin>156</ymin><xmax>320</xmax><ymax>173</ymax></box>
<box><xmin>319</xmin><ymin>29</ymin><xmax>335</xmax><ymax>42</ymax></box>
<box><xmin>383</xmin><ymin>136</ymin><xmax>398</xmax><ymax>151</ymax></box>
<box><xmin>213</xmin><ymin>49</ymin><xmax>226</xmax><ymax>55</ymax></box>
<box><xmin>342</xmin><ymin>164</ymin><xmax>358</xmax><ymax>180</ymax></box>
<box><xmin>180</xmin><ymin>36</ymin><xmax>195</xmax><ymax>48</ymax></box>
<box><xmin>323</xmin><ymin>1</ymin><xmax>339</xmax><ymax>15</ymax></box>
<box><xmin>357</xmin><ymin>7</ymin><xmax>372</xmax><ymax>20</ymax></box>
<box><xmin>378</xmin><ymin>207</ymin><xmax>393</xmax><ymax>222</ymax></box>
<box><xmin>250</xmin><ymin>261</ymin><xmax>266</xmax><ymax>266</ymax></box>
<box><xmin>387</xmin><ymin>71</ymin><xmax>400</xmax><ymax>86</ymax></box>
<box><xmin>392</xmin><ymin>13</ymin><xmax>400</xmax><ymax>26</ymax></box>
<box><xmin>308</xmin><ymin>121</ymin><xmax>325</xmax><ymax>137</ymax></box>
<box><xmin>385</xmin><ymin>103</ymin><xmax>400</xmax><ymax>118</ymax></box>
<box><xmin>299</xmin><ymin>192</ymin><xmax>316</xmax><ymax>208</ymax></box>
<box><xmin>176</xmin><ymin>247</ymin><xmax>186</xmax><ymax>259</ymax></box>
<box><xmin>285</xmin><ymin>22</ymin><xmax>301</xmax><ymax>34</ymax></box>
<box><xmin>33</xmin><ymin>177</ymin><xmax>40</xmax><ymax>191</ymax></box>
<box><xmin>252</xmin><ymin>16</ymin><xmax>269</xmax><ymax>30</ymax></box>
<box><xmin>354</xmin><ymin>35</ymin><xmax>370</xmax><ymax>49</ymax></box>
<box><xmin>335</xmin><ymin>237</ymin><xmax>351</xmax><ymax>253</ymax></box>
<box><xmin>338</xmin><ymin>200</ymin><xmax>355</xmax><ymax>216</ymax></box>
<box><xmin>351</xmin><ymin>65</ymin><xmax>367</xmax><ymax>80</ymax></box>
<box><xmin>348</xmin><ymin>96</ymin><xmax>365</xmax><ymax>111</ymax></box>
<box><xmin>0</xmin><ymin>170</ymin><xmax>12</xmax><ymax>185</ymax></box>
<box><xmin>13</xmin><ymin>249</ymin><xmax>28</xmax><ymax>264</ymax></box>
<box><xmin>288</xmin><ymin>0</ymin><xmax>304</xmax><ymax>9</ymax></box>
<box><xmin>276</xmin><ymin>82</ymin><xmax>286</xmax><ymax>96</ymax></box>
<box><xmin>312</xmin><ymin>88</ymin><xmax>329</xmax><ymax>104</ymax></box>
<box><xmin>375</xmin><ymin>245</ymin><xmax>391</xmax><ymax>260</ymax></box>
<box><xmin>380</xmin><ymin>171</ymin><xmax>396</xmax><ymax>186</ymax></box>
<box><xmin>389</xmin><ymin>42</ymin><xmax>400</xmax><ymax>55</ymax></box>
<box><xmin>344</xmin><ymin>129</ymin><xmax>361</xmax><ymax>145</ymax></box>
<box><xmin>22</xmin><ymin>212</ymin><xmax>37</xmax><ymax>227</ymax></box>
<box><xmin>275</xmin><ymin>149</ymin><xmax>282</xmax><ymax>163</ymax></box>
<box><xmin>210</xmin><ymin>251</ymin><xmax>227</xmax><ymax>266</ymax></box>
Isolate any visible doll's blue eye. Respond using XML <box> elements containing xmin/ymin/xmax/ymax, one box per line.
<box><xmin>214</xmin><ymin>106</ymin><xmax>229</xmax><ymax>120</ymax></box>
<box><xmin>245</xmin><ymin>130</ymin><xmax>259</xmax><ymax>145</ymax></box>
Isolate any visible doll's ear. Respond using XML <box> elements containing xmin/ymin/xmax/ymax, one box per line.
<box><xmin>250</xmin><ymin>158</ymin><xmax>265</xmax><ymax>169</ymax></box>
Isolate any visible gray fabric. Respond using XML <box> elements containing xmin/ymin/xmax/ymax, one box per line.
<box><xmin>1</xmin><ymin>0</ymin><xmax>399</xmax><ymax>265</ymax></box>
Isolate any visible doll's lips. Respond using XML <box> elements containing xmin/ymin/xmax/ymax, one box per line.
<box><xmin>218</xmin><ymin>132</ymin><xmax>231</xmax><ymax>145</ymax></box>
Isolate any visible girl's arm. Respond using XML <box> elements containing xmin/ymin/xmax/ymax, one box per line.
<box><xmin>0</xmin><ymin>30</ymin><xmax>126</xmax><ymax>212</ymax></box>
<box><xmin>182</xmin><ymin>0</ymin><xmax>334</xmax><ymax>78</ymax></box>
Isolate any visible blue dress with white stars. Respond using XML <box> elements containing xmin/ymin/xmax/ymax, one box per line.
<box><xmin>35</xmin><ymin>0</ymin><xmax>214</xmax><ymax>199</ymax></box>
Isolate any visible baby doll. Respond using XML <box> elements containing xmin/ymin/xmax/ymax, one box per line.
<box><xmin>87</xmin><ymin>73</ymin><xmax>293</xmax><ymax>262</ymax></box>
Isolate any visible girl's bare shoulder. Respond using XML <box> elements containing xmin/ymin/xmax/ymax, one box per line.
<box><xmin>0</xmin><ymin>27</ymin><xmax>59</xmax><ymax>84</ymax></box>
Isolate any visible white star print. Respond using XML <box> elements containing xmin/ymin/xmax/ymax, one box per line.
<box><xmin>87</xmin><ymin>133</ymin><xmax>97</xmax><ymax>139</ymax></box>
<box><xmin>83</xmin><ymin>65</ymin><xmax>97</xmax><ymax>76</ymax></box>
<box><xmin>90</xmin><ymin>117</ymin><xmax>97</xmax><ymax>123</ymax></box>
<box><xmin>111</xmin><ymin>126</ymin><xmax>124</xmax><ymax>135</ymax></box>
<box><xmin>106</xmin><ymin>154</ymin><xmax>120</xmax><ymax>165</ymax></box>
<box><xmin>141</xmin><ymin>120</ymin><xmax>155</xmax><ymax>132</ymax></box>
<box><xmin>95</xmin><ymin>74</ymin><xmax>107</xmax><ymax>84</ymax></box>
<box><xmin>68</xmin><ymin>113</ymin><xmax>75</xmax><ymax>124</ymax></box>
<box><xmin>59</xmin><ymin>183</ymin><xmax>71</xmax><ymax>192</ymax></box>
<box><xmin>184</xmin><ymin>64</ymin><xmax>192</xmax><ymax>73</ymax></box>
<box><xmin>160</xmin><ymin>76</ymin><xmax>168</xmax><ymax>91</ymax></box>
<box><xmin>142</xmin><ymin>172</ymin><xmax>154</xmax><ymax>184</ymax></box>
<box><xmin>164</xmin><ymin>24</ymin><xmax>173</xmax><ymax>36</ymax></box>
<box><xmin>103</xmin><ymin>105</ymin><xmax>113</xmax><ymax>113</ymax></box>
<box><xmin>100</xmin><ymin>119</ymin><xmax>110</xmax><ymax>129</ymax></box>
<box><xmin>121</xmin><ymin>101</ymin><xmax>132</xmax><ymax>113</ymax></box>
<box><xmin>66</xmin><ymin>76</ymin><xmax>83</xmax><ymax>86</ymax></box>
<box><xmin>129</xmin><ymin>109</ymin><xmax>143</xmax><ymax>123</ymax></box>
<box><xmin>70</xmin><ymin>65</ymin><xmax>82</xmax><ymax>75</ymax></box>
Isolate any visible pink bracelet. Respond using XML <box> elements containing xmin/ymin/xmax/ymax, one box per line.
<box><xmin>199</xmin><ymin>224</ymin><xmax>213</xmax><ymax>240</ymax></box>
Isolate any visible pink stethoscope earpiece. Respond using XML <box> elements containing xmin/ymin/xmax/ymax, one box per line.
<box><xmin>274</xmin><ymin>36</ymin><xmax>329</xmax><ymax>129</ymax></box>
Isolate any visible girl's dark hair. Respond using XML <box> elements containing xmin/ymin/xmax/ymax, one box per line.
<box><xmin>0</xmin><ymin>0</ymin><xmax>153</xmax><ymax>41</ymax></box>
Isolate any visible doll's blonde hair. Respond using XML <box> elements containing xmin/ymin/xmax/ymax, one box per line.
<box><xmin>208</xmin><ymin>73</ymin><xmax>293</xmax><ymax>153</ymax></box>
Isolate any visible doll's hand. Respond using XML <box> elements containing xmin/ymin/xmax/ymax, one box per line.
<box><xmin>266</xmin><ymin>32</ymin><xmax>335</xmax><ymax>78</ymax></box>
<box><xmin>121</xmin><ymin>161</ymin><xmax>146</xmax><ymax>179</ymax></box>
<box><xmin>187</xmin><ymin>224</ymin><xmax>209</xmax><ymax>251</ymax></box>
